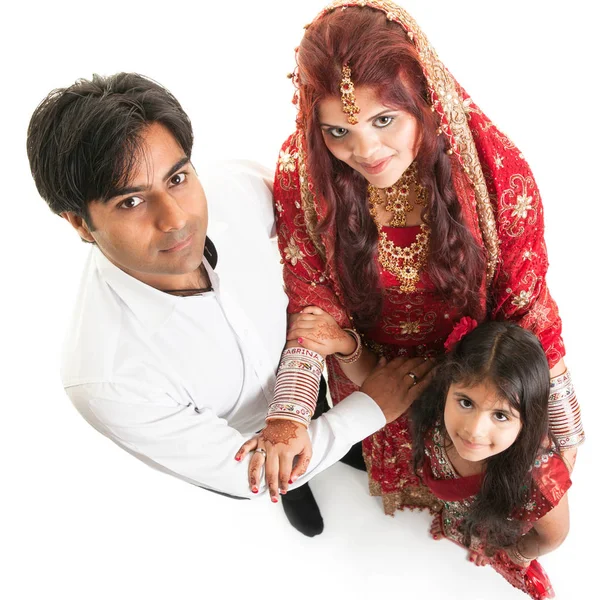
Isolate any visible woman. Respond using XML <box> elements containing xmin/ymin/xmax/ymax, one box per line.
<box><xmin>239</xmin><ymin>0</ymin><xmax>583</xmax><ymax>519</ymax></box>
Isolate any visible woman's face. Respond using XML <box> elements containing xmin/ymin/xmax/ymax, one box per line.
<box><xmin>318</xmin><ymin>86</ymin><xmax>420</xmax><ymax>188</ymax></box>
<box><xmin>444</xmin><ymin>380</ymin><xmax>523</xmax><ymax>464</ymax></box>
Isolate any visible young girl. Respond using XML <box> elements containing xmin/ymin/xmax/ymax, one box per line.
<box><xmin>411</xmin><ymin>319</ymin><xmax>571</xmax><ymax>599</ymax></box>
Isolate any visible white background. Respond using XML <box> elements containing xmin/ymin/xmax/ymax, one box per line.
<box><xmin>1</xmin><ymin>1</ymin><xmax>597</xmax><ymax>599</ymax></box>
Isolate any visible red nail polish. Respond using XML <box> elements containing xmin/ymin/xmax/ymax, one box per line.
<box><xmin>288</xmin><ymin>479</ymin><xmax>293</xmax><ymax>484</ymax></box>
<box><xmin>252</xmin><ymin>487</ymin><xmax>258</xmax><ymax>494</ymax></box>
<box><xmin>234</xmin><ymin>456</ymin><xmax>241</xmax><ymax>461</ymax></box>
<box><xmin>298</xmin><ymin>337</ymin><xmax>303</xmax><ymax>344</ymax></box>
<box><xmin>272</xmin><ymin>497</ymin><xmax>278</xmax><ymax>503</ymax></box>
<box><xmin>280</xmin><ymin>490</ymin><xmax>287</xmax><ymax>495</ymax></box>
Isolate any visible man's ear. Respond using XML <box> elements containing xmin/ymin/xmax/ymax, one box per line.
<box><xmin>60</xmin><ymin>212</ymin><xmax>95</xmax><ymax>243</ymax></box>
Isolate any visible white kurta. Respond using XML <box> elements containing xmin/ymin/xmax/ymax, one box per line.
<box><xmin>62</xmin><ymin>162</ymin><xmax>385</xmax><ymax>498</ymax></box>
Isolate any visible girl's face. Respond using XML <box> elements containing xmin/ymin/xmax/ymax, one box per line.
<box><xmin>444</xmin><ymin>380</ymin><xmax>522</xmax><ymax>463</ymax></box>
<box><xmin>318</xmin><ymin>86</ymin><xmax>420</xmax><ymax>189</ymax></box>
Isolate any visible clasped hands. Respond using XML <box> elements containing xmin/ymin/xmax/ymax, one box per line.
<box><xmin>235</xmin><ymin>307</ymin><xmax>435</xmax><ymax>501</ymax></box>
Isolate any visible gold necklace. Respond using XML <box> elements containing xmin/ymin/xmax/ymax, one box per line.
<box><xmin>368</xmin><ymin>164</ymin><xmax>430</xmax><ymax>293</ymax></box>
<box><xmin>369</xmin><ymin>162</ymin><xmax>428</xmax><ymax>227</ymax></box>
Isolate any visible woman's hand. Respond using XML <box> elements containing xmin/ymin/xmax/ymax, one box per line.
<box><xmin>287</xmin><ymin>306</ymin><xmax>355</xmax><ymax>357</ymax></box>
<box><xmin>235</xmin><ymin>419</ymin><xmax>313</xmax><ymax>502</ymax></box>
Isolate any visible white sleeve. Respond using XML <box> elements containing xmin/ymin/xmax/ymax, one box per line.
<box><xmin>66</xmin><ymin>382</ymin><xmax>385</xmax><ymax>499</ymax></box>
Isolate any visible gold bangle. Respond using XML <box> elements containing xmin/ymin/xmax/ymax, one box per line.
<box><xmin>334</xmin><ymin>328</ymin><xmax>363</xmax><ymax>364</ymax></box>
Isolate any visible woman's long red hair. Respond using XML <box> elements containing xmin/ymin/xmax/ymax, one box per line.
<box><xmin>297</xmin><ymin>7</ymin><xmax>485</xmax><ymax>329</ymax></box>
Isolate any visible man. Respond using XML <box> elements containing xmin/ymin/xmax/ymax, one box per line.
<box><xmin>27</xmin><ymin>73</ymin><xmax>431</xmax><ymax>536</ymax></box>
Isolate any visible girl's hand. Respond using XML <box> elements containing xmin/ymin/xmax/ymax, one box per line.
<box><xmin>287</xmin><ymin>306</ymin><xmax>355</xmax><ymax>357</ymax></box>
<box><xmin>505</xmin><ymin>544</ymin><xmax>533</xmax><ymax>567</ymax></box>
<box><xmin>235</xmin><ymin>419</ymin><xmax>313</xmax><ymax>502</ymax></box>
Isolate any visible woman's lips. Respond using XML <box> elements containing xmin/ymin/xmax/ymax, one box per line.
<box><xmin>360</xmin><ymin>156</ymin><xmax>392</xmax><ymax>175</ymax></box>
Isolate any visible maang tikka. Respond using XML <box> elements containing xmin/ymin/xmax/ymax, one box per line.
<box><xmin>340</xmin><ymin>64</ymin><xmax>360</xmax><ymax>124</ymax></box>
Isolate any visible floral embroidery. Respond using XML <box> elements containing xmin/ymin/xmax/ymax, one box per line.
<box><xmin>512</xmin><ymin>290</ymin><xmax>532</xmax><ymax>309</ymax></box>
<box><xmin>498</xmin><ymin>173</ymin><xmax>539</xmax><ymax>238</ymax></box>
<box><xmin>400</xmin><ymin>320</ymin><xmax>421</xmax><ymax>335</ymax></box>
<box><xmin>275</xmin><ymin>201</ymin><xmax>284</xmax><ymax>214</ymax></box>
<box><xmin>278</xmin><ymin>149</ymin><xmax>297</xmax><ymax>173</ymax></box>
<box><xmin>283</xmin><ymin>238</ymin><xmax>305</xmax><ymax>266</ymax></box>
<box><xmin>494</xmin><ymin>153</ymin><xmax>504</xmax><ymax>169</ymax></box>
<box><xmin>512</xmin><ymin>192</ymin><xmax>534</xmax><ymax>219</ymax></box>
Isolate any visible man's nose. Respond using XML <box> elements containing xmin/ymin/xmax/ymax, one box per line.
<box><xmin>155</xmin><ymin>193</ymin><xmax>187</xmax><ymax>232</ymax></box>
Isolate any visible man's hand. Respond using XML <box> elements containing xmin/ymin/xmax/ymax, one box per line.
<box><xmin>361</xmin><ymin>356</ymin><xmax>435</xmax><ymax>423</ymax></box>
<box><xmin>235</xmin><ymin>419</ymin><xmax>312</xmax><ymax>502</ymax></box>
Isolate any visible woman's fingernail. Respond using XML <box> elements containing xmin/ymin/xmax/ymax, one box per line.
<box><xmin>298</xmin><ymin>337</ymin><xmax>303</xmax><ymax>344</ymax></box>
<box><xmin>234</xmin><ymin>455</ymin><xmax>241</xmax><ymax>461</ymax></box>
<box><xmin>280</xmin><ymin>490</ymin><xmax>287</xmax><ymax>495</ymax></box>
<box><xmin>288</xmin><ymin>479</ymin><xmax>294</xmax><ymax>484</ymax></box>
<box><xmin>252</xmin><ymin>487</ymin><xmax>258</xmax><ymax>494</ymax></box>
<box><xmin>272</xmin><ymin>497</ymin><xmax>278</xmax><ymax>503</ymax></box>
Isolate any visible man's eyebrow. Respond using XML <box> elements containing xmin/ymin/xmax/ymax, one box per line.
<box><xmin>109</xmin><ymin>157</ymin><xmax>191</xmax><ymax>199</ymax></box>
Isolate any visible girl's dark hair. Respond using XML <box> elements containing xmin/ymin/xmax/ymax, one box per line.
<box><xmin>27</xmin><ymin>72</ymin><xmax>193</xmax><ymax>228</ymax></box>
<box><xmin>411</xmin><ymin>321</ymin><xmax>552</xmax><ymax>550</ymax></box>
<box><xmin>297</xmin><ymin>8</ymin><xmax>486</xmax><ymax>329</ymax></box>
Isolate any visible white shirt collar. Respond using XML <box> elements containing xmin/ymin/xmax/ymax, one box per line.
<box><xmin>92</xmin><ymin>247</ymin><xmax>217</xmax><ymax>333</ymax></box>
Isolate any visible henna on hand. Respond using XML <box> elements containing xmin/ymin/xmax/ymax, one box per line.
<box><xmin>262</xmin><ymin>420</ymin><xmax>299</xmax><ymax>446</ymax></box>
<box><xmin>313</xmin><ymin>322</ymin><xmax>345</xmax><ymax>342</ymax></box>
<box><xmin>297</xmin><ymin>456</ymin><xmax>311</xmax><ymax>475</ymax></box>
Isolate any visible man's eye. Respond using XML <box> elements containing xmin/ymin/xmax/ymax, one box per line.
<box><xmin>374</xmin><ymin>116</ymin><xmax>394</xmax><ymax>128</ymax></box>
<box><xmin>120</xmin><ymin>196</ymin><xmax>143</xmax><ymax>209</ymax></box>
<box><xmin>170</xmin><ymin>172</ymin><xmax>187</xmax><ymax>186</ymax></box>
<box><xmin>329</xmin><ymin>127</ymin><xmax>348</xmax><ymax>139</ymax></box>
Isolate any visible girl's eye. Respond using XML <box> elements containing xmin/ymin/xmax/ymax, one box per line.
<box><xmin>328</xmin><ymin>127</ymin><xmax>348</xmax><ymax>139</ymax></box>
<box><xmin>458</xmin><ymin>398</ymin><xmax>472</xmax><ymax>409</ymax></box>
<box><xmin>170</xmin><ymin>172</ymin><xmax>187</xmax><ymax>186</ymax></box>
<box><xmin>120</xmin><ymin>196</ymin><xmax>143</xmax><ymax>209</ymax></box>
<box><xmin>374</xmin><ymin>116</ymin><xmax>394</xmax><ymax>128</ymax></box>
<box><xmin>494</xmin><ymin>412</ymin><xmax>509</xmax><ymax>422</ymax></box>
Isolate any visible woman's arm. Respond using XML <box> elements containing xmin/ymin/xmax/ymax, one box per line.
<box><xmin>286</xmin><ymin>306</ymin><xmax>378</xmax><ymax>386</ymax></box>
<box><xmin>549</xmin><ymin>358</ymin><xmax>577</xmax><ymax>472</ymax></box>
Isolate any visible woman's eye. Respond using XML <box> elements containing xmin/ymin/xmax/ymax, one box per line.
<box><xmin>170</xmin><ymin>172</ymin><xmax>187</xmax><ymax>186</ymax></box>
<box><xmin>120</xmin><ymin>196</ymin><xmax>143</xmax><ymax>209</ymax></box>
<box><xmin>374</xmin><ymin>116</ymin><xmax>394</xmax><ymax>128</ymax></box>
<box><xmin>329</xmin><ymin>127</ymin><xmax>348</xmax><ymax>139</ymax></box>
<box><xmin>494</xmin><ymin>412</ymin><xmax>509</xmax><ymax>422</ymax></box>
<box><xmin>458</xmin><ymin>398</ymin><xmax>472</xmax><ymax>409</ymax></box>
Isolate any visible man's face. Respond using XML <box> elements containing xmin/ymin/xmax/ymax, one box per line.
<box><xmin>65</xmin><ymin>123</ymin><xmax>208</xmax><ymax>290</ymax></box>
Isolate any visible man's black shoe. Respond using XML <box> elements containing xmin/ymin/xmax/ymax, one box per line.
<box><xmin>280</xmin><ymin>483</ymin><xmax>324</xmax><ymax>537</ymax></box>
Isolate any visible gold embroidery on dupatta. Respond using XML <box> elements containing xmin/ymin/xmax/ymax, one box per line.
<box><xmin>276</xmin><ymin>144</ymin><xmax>299</xmax><ymax>192</ymax></box>
<box><xmin>498</xmin><ymin>173</ymin><xmax>540</xmax><ymax>238</ymax></box>
<box><xmin>316</xmin><ymin>1</ymin><xmax>499</xmax><ymax>284</ymax></box>
<box><xmin>296</xmin><ymin>132</ymin><xmax>327</xmax><ymax>262</ymax></box>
